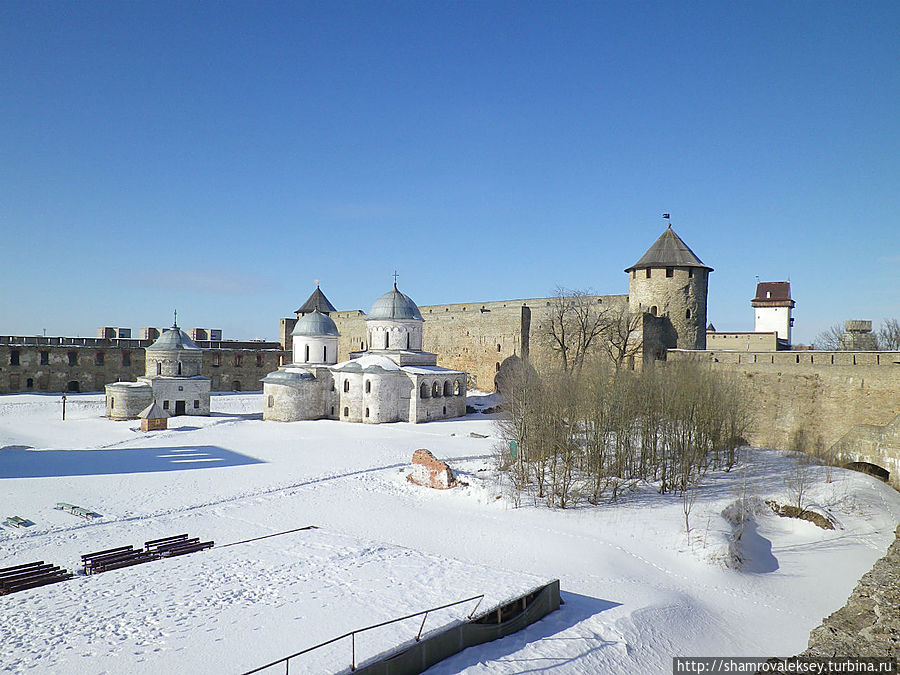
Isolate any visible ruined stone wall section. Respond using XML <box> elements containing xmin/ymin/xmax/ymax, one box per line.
<box><xmin>669</xmin><ymin>350</ymin><xmax>900</xmax><ymax>471</ymax></box>
<box><xmin>0</xmin><ymin>344</ymin><xmax>287</xmax><ymax>394</ymax></box>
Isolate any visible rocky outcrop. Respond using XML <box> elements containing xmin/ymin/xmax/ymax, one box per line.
<box><xmin>802</xmin><ymin>525</ymin><xmax>900</xmax><ymax>657</ymax></box>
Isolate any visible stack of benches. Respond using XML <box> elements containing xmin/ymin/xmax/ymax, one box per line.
<box><xmin>82</xmin><ymin>533</ymin><xmax>214</xmax><ymax>575</ymax></box>
<box><xmin>55</xmin><ymin>503</ymin><xmax>102</xmax><ymax>519</ymax></box>
<box><xmin>3</xmin><ymin>516</ymin><xmax>32</xmax><ymax>528</ymax></box>
<box><xmin>0</xmin><ymin>561</ymin><xmax>73</xmax><ymax>595</ymax></box>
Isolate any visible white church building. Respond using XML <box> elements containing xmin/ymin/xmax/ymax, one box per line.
<box><xmin>262</xmin><ymin>284</ymin><xmax>467</xmax><ymax>424</ymax></box>
<box><xmin>106</xmin><ymin>322</ymin><xmax>211</xmax><ymax>420</ymax></box>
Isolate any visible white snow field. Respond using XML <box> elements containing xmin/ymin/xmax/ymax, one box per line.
<box><xmin>1</xmin><ymin>393</ymin><xmax>898</xmax><ymax>674</ymax></box>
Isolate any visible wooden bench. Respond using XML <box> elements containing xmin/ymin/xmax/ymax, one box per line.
<box><xmin>0</xmin><ymin>562</ymin><xmax>72</xmax><ymax>595</ymax></box>
<box><xmin>144</xmin><ymin>534</ymin><xmax>189</xmax><ymax>553</ymax></box>
<box><xmin>81</xmin><ymin>546</ymin><xmax>138</xmax><ymax>574</ymax></box>
<box><xmin>89</xmin><ymin>552</ymin><xmax>155</xmax><ymax>574</ymax></box>
<box><xmin>159</xmin><ymin>540</ymin><xmax>214</xmax><ymax>557</ymax></box>
<box><xmin>0</xmin><ymin>561</ymin><xmax>46</xmax><ymax>577</ymax></box>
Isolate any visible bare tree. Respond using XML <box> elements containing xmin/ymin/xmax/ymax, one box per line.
<box><xmin>542</xmin><ymin>287</ymin><xmax>610</xmax><ymax>373</ymax></box>
<box><xmin>878</xmin><ymin>318</ymin><xmax>900</xmax><ymax>351</ymax></box>
<box><xmin>813</xmin><ymin>323</ymin><xmax>843</xmax><ymax>350</ymax></box>
<box><xmin>601</xmin><ymin>304</ymin><xmax>643</xmax><ymax>371</ymax></box>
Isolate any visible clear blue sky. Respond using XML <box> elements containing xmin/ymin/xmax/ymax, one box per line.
<box><xmin>2</xmin><ymin>1</ymin><xmax>898</xmax><ymax>344</ymax></box>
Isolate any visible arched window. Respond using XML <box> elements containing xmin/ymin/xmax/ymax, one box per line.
<box><xmin>232</xmin><ymin>380</ymin><xmax>241</xmax><ymax>391</ymax></box>
<box><xmin>495</xmin><ymin>362</ymin><xmax>500</xmax><ymax>372</ymax></box>
<box><xmin>420</xmin><ymin>382</ymin><xmax>429</xmax><ymax>398</ymax></box>
<box><xmin>432</xmin><ymin>382</ymin><xmax>440</xmax><ymax>397</ymax></box>
<box><xmin>343</xmin><ymin>379</ymin><xmax>350</xmax><ymax>392</ymax></box>
<box><xmin>26</xmin><ymin>378</ymin><xmax>33</xmax><ymax>389</ymax></box>
<box><xmin>323</xmin><ymin>345</ymin><xmax>327</xmax><ymax>361</ymax></box>
<box><xmin>156</xmin><ymin>362</ymin><xmax>162</xmax><ymax>375</ymax></box>
<box><xmin>343</xmin><ymin>407</ymin><xmax>349</xmax><ymax>416</ymax></box>
<box><xmin>365</xmin><ymin>407</ymin><xmax>370</xmax><ymax>418</ymax></box>
<box><xmin>454</xmin><ymin>380</ymin><xmax>462</xmax><ymax>396</ymax></box>
<box><xmin>650</xmin><ymin>306</ymin><xmax>658</xmax><ymax>316</ymax></box>
<box><xmin>305</xmin><ymin>345</ymin><xmax>310</xmax><ymax>362</ymax></box>
<box><xmin>443</xmin><ymin>380</ymin><xmax>452</xmax><ymax>396</ymax></box>
<box><xmin>384</xmin><ymin>332</ymin><xmax>389</xmax><ymax>349</ymax></box>
<box><xmin>365</xmin><ymin>380</ymin><xmax>371</xmax><ymax>393</ymax></box>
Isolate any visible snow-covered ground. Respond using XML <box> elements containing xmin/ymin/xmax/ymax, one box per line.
<box><xmin>1</xmin><ymin>393</ymin><xmax>898</xmax><ymax>674</ymax></box>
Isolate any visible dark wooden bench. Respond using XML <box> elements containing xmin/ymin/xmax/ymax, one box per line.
<box><xmin>154</xmin><ymin>537</ymin><xmax>199</xmax><ymax>553</ymax></box>
<box><xmin>0</xmin><ymin>561</ymin><xmax>47</xmax><ymax>577</ymax></box>
<box><xmin>2</xmin><ymin>570</ymin><xmax>73</xmax><ymax>594</ymax></box>
<box><xmin>159</xmin><ymin>540</ymin><xmax>214</xmax><ymax>557</ymax></box>
<box><xmin>144</xmin><ymin>534</ymin><xmax>189</xmax><ymax>553</ymax></box>
<box><xmin>0</xmin><ymin>564</ymin><xmax>56</xmax><ymax>585</ymax></box>
<box><xmin>81</xmin><ymin>546</ymin><xmax>140</xmax><ymax>574</ymax></box>
<box><xmin>90</xmin><ymin>552</ymin><xmax>156</xmax><ymax>574</ymax></box>
<box><xmin>0</xmin><ymin>563</ymin><xmax>72</xmax><ymax>595</ymax></box>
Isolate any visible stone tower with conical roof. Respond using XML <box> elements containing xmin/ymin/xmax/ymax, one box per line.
<box><xmin>625</xmin><ymin>225</ymin><xmax>712</xmax><ymax>351</ymax></box>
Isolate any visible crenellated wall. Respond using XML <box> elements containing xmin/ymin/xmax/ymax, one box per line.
<box><xmin>668</xmin><ymin>349</ymin><xmax>900</xmax><ymax>485</ymax></box>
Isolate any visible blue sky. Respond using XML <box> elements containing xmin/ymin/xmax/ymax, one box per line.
<box><xmin>2</xmin><ymin>1</ymin><xmax>898</xmax><ymax>344</ymax></box>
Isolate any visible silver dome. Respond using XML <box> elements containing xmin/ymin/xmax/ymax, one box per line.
<box><xmin>146</xmin><ymin>326</ymin><xmax>201</xmax><ymax>351</ymax></box>
<box><xmin>367</xmin><ymin>285</ymin><xmax>423</xmax><ymax>322</ymax></box>
<box><xmin>291</xmin><ymin>310</ymin><xmax>340</xmax><ymax>337</ymax></box>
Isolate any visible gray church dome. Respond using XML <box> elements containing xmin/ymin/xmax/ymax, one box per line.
<box><xmin>291</xmin><ymin>310</ymin><xmax>339</xmax><ymax>337</ymax></box>
<box><xmin>367</xmin><ymin>284</ymin><xmax>424</xmax><ymax>321</ymax></box>
<box><xmin>147</xmin><ymin>326</ymin><xmax>201</xmax><ymax>351</ymax></box>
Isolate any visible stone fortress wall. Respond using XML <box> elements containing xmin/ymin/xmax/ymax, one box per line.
<box><xmin>668</xmin><ymin>349</ymin><xmax>900</xmax><ymax>488</ymax></box>
<box><xmin>283</xmin><ymin>295</ymin><xmax>630</xmax><ymax>391</ymax></box>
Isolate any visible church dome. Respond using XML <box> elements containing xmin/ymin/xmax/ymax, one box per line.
<box><xmin>147</xmin><ymin>326</ymin><xmax>201</xmax><ymax>351</ymax></box>
<box><xmin>291</xmin><ymin>310</ymin><xmax>339</xmax><ymax>337</ymax></box>
<box><xmin>367</xmin><ymin>285</ymin><xmax>424</xmax><ymax>321</ymax></box>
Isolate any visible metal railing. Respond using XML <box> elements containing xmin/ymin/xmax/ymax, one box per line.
<box><xmin>242</xmin><ymin>594</ymin><xmax>485</xmax><ymax>675</ymax></box>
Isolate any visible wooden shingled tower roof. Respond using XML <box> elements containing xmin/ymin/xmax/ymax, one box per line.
<box><xmin>625</xmin><ymin>226</ymin><xmax>713</xmax><ymax>273</ymax></box>
<box><xmin>296</xmin><ymin>286</ymin><xmax>337</xmax><ymax>315</ymax></box>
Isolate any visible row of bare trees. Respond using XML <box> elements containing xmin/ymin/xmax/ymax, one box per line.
<box><xmin>541</xmin><ymin>286</ymin><xmax>642</xmax><ymax>373</ymax></box>
<box><xmin>813</xmin><ymin>318</ymin><xmax>900</xmax><ymax>350</ymax></box>
<box><xmin>495</xmin><ymin>359</ymin><xmax>751</xmax><ymax>509</ymax></box>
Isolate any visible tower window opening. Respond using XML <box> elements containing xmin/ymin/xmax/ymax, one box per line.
<box><xmin>385</xmin><ymin>332</ymin><xmax>389</xmax><ymax>349</ymax></box>
<box><xmin>645</xmin><ymin>269</ymin><xmax>651</xmax><ymax>279</ymax></box>
<box><xmin>343</xmin><ymin>379</ymin><xmax>350</xmax><ymax>392</ymax></box>
<box><xmin>305</xmin><ymin>345</ymin><xmax>310</xmax><ymax>362</ymax></box>
<box><xmin>343</xmin><ymin>407</ymin><xmax>349</xmax><ymax>417</ymax></box>
<box><xmin>177</xmin><ymin>362</ymin><xmax>182</xmax><ymax>375</ymax></box>
<box><xmin>365</xmin><ymin>407</ymin><xmax>369</xmax><ymax>418</ymax></box>
<box><xmin>156</xmin><ymin>362</ymin><xmax>162</xmax><ymax>375</ymax></box>
<box><xmin>365</xmin><ymin>380</ymin><xmax>371</xmax><ymax>393</ymax></box>
<box><xmin>650</xmin><ymin>306</ymin><xmax>658</xmax><ymax>316</ymax></box>
<box><xmin>666</xmin><ymin>267</ymin><xmax>673</xmax><ymax>278</ymax></box>
<box><xmin>688</xmin><ymin>268</ymin><xmax>693</xmax><ymax>278</ymax></box>
<box><xmin>323</xmin><ymin>345</ymin><xmax>327</xmax><ymax>361</ymax></box>
<box><xmin>686</xmin><ymin>309</ymin><xmax>691</xmax><ymax>319</ymax></box>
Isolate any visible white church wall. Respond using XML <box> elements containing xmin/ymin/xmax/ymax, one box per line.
<box><xmin>291</xmin><ymin>335</ymin><xmax>338</xmax><ymax>365</ymax></box>
<box><xmin>150</xmin><ymin>377</ymin><xmax>211</xmax><ymax>416</ymax></box>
